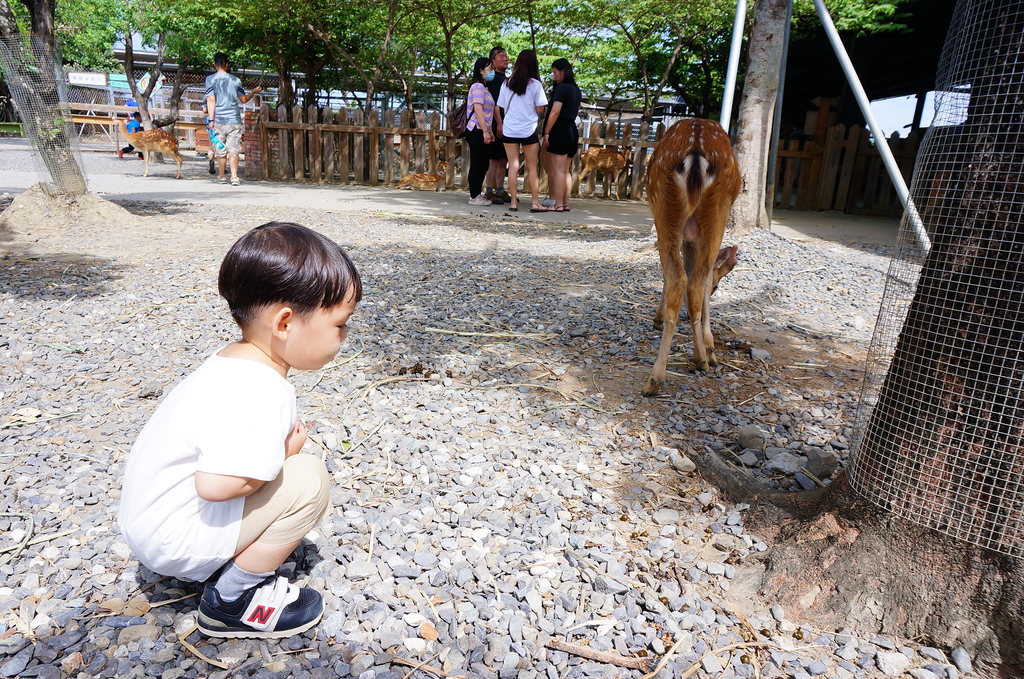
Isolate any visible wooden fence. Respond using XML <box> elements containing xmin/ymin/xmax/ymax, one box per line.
<box><xmin>251</xmin><ymin>104</ymin><xmax>667</xmax><ymax>200</ymax></box>
<box><xmin>249</xmin><ymin>104</ymin><xmax>919</xmax><ymax>216</ymax></box>
<box><xmin>773</xmin><ymin>125</ymin><xmax>920</xmax><ymax>216</ymax></box>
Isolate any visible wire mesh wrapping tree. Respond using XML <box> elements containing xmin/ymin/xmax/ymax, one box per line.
<box><xmin>0</xmin><ymin>0</ymin><xmax>88</xmax><ymax>197</ymax></box>
<box><xmin>687</xmin><ymin>2</ymin><xmax>1024</xmax><ymax>671</ymax></box>
<box><xmin>850</xmin><ymin>0</ymin><xmax>1024</xmax><ymax>557</ymax></box>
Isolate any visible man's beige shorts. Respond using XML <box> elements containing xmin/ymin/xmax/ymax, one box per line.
<box><xmin>235</xmin><ymin>454</ymin><xmax>332</xmax><ymax>553</ymax></box>
<box><xmin>213</xmin><ymin>123</ymin><xmax>243</xmax><ymax>157</ymax></box>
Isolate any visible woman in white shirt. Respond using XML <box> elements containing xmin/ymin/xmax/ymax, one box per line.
<box><xmin>497</xmin><ymin>49</ymin><xmax>548</xmax><ymax>212</ymax></box>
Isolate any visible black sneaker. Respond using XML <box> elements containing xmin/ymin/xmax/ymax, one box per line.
<box><xmin>197</xmin><ymin>576</ymin><xmax>323</xmax><ymax>639</ymax></box>
<box><xmin>208</xmin><ymin>158</ymin><xmax>216</xmax><ymax>175</ymax></box>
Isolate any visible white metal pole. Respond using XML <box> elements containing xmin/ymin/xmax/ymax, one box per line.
<box><xmin>720</xmin><ymin>0</ymin><xmax>747</xmax><ymax>130</ymax></box>
<box><xmin>812</xmin><ymin>0</ymin><xmax>931</xmax><ymax>251</ymax></box>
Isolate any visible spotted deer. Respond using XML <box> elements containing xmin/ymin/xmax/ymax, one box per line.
<box><xmin>397</xmin><ymin>162</ymin><xmax>447</xmax><ymax>191</ymax></box>
<box><xmin>117</xmin><ymin>118</ymin><xmax>183</xmax><ymax>179</ymax></box>
<box><xmin>578</xmin><ymin>146</ymin><xmax>628</xmax><ymax>199</ymax></box>
<box><xmin>642</xmin><ymin>118</ymin><xmax>741</xmax><ymax>397</ymax></box>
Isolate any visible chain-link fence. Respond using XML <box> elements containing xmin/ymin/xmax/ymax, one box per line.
<box><xmin>0</xmin><ymin>35</ymin><xmax>87</xmax><ymax>195</ymax></box>
<box><xmin>849</xmin><ymin>0</ymin><xmax>1024</xmax><ymax>557</ymax></box>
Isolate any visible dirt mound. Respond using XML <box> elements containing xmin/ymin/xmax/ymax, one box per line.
<box><xmin>0</xmin><ymin>183</ymin><xmax>140</xmax><ymax>233</ymax></box>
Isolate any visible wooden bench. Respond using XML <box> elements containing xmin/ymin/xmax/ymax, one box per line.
<box><xmin>0</xmin><ymin>122</ymin><xmax>24</xmax><ymax>136</ymax></box>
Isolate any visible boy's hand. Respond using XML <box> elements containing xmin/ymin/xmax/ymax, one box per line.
<box><xmin>285</xmin><ymin>418</ymin><xmax>307</xmax><ymax>458</ymax></box>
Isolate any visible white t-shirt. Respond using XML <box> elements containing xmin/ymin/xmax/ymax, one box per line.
<box><xmin>497</xmin><ymin>79</ymin><xmax>547</xmax><ymax>139</ymax></box>
<box><xmin>119</xmin><ymin>352</ymin><xmax>296</xmax><ymax>581</ymax></box>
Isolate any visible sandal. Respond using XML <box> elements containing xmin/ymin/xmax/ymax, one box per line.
<box><xmin>553</xmin><ymin>205</ymin><xmax>567</xmax><ymax>212</ymax></box>
<box><xmin>507</xmin><ymin>201</ymin><xmax>518</xmax><ymax>212</ymax></box>
<box><xmin>530</xmin><ymin>205</ymin><xmax>548</xmax><ymax>213</ymax></box>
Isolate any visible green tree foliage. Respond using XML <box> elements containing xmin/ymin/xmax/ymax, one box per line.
<box><xmin>43</xmin><ymin>0</ymin><xmax>914</xmax><ymax>116</ymax></box>
<box><xmin>55</xmin><ymin>0</ymin><xmax>121</xmax><ymax>70</ymax></box>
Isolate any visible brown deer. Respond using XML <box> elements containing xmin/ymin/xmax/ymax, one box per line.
<box><xmin>397</xmin><ymin>172</ymin><xmax>445</xmax><ymax>191</ymax></box>
<box><xmin>578</xmin><ymin>146</ymin><xmax>628</xmax><ymax>199</ymax></box>
<box><xmin>117</xmin><ymin>118</ymin><xmax>183</xmax><ymax>179</ymax></box>
<box><xmin>642</xmin><ymin>118</ymin><xmax>741</xmax><ymax>397</ymax></box>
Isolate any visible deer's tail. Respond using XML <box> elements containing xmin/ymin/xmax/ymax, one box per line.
<box><xmin>673</xmin><ymin>151</ymin><xmax>714</xmax><ymax>209</ymax></box>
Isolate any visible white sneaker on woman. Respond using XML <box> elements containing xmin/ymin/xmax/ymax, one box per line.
<box><xmin>468</xmin><ymin>195</ymin><xmax>491</xmax><ymax>205</ymax></box>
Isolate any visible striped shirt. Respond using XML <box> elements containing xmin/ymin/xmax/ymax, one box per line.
<box><xmin>466</xmin><ymin>82</ymin><xmax>495</xmax><ymax>132</ymax></box>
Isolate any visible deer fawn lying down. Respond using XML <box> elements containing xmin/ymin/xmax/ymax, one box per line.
<box><xmin>397</xmin><ymin>161</ymin><xmax>447</xmax><ymax>191</ymax></box>
<box><xmin>397</xmin><ymin>172</ymin><xmax>444</xmax><ymax>191</ymax></box>
<box><xmin>578</xmin><ymin>147</ymin><xmax>628</xmax><ymax>199</ymax></box>
<box><xmin>642</xmin><ymin>118</ymin><xmax>741</xmax><ymax>397</ymax></box>
<box><xmin>117</xmin><ymin>118</ymin><xmax>183</xmax><ymax>179</ymax></box>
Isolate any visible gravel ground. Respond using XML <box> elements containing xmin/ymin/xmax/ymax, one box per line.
<box><xmin>0</xmin><ymin>191</ymin><xmax>976</xmax><ymax>679</ymax></box>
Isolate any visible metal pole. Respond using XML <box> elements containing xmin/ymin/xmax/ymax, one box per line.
<box><xmin>765</xmin><ymin>0</ymin><xmax>793</xmax><ymax>224</ymax></box>
<box><xmin>720</xmin><ymin>0</ymin><xmax>748</xmax><ymax>130</ymax></box>
<box><xmin>812</xmin><ymin>0</ymin><xmax>931</xmax><ymax>251</ymax></box>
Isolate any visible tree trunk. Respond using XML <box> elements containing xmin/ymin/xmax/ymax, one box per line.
<box><xmin>697</xmin><ymin>2</ymin><xmax>1024</xmax><ymax>674</ymax></box>
<box><xmin>689</xmin><ymin>449</ymin><xmax>1024</xmax><ymax>676</ymax></box>
<box><xmin>0</xmin><ymin>0</ymin><xmax>88</xmax><ymax>197</ymax></box>
<box><xmin>729</xmin><ymin>0</ymin><xmax>786</xmax><ymax>236</ymax></box>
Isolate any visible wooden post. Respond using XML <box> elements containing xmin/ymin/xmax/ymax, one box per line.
<box><xmin>399</xmin><ymin>109</ymin><xmax>411</xmax><ymax>178</ymax></box>
<box><xmin>292</xmin><ymin>105</ymin><xmax>305</xmax><ymax>181</ymax></box>
<box><xmin>414</xmin><ymin>110</ymin><xmax>427</xmax><ymax>172</ymax></box>
<box><xmin>277</xmin><ymin>105</ymin><xmax>289</xmax><ymax>180</ymax></box>
<box><xmin>383</xmin><ymin>108</ymin><xmax>394</xmax><ymax>184</ymax></box>
<box><xmin>428</xmin><ymin>112</ymin><xmax>441</xmax><ymax>173</ymax></box>
<box><xmin>310</xmin><ymin>105</ymin><xmax>322</xmax><ymax>183</ymax></box>
<box><xmin>780</xmin><ymin>138</ymin><xmax>800</xmax><ymax>208</ymax></box>
<box><xmin>570</xmin><ymin>120</ymin><xmax>584</xmax><ymax>198</ymax></box>
<box><xmin>815</xmin><ymin>123</ymin><xmax>845</xmax><ymax>210</ymax></box>
<box><xmin>369</xmin><ymin>109</ymin><xmax>380</xmax><ymax>186</ymax></box>
<box><xmin>338</xmin><ymin>108</ymin><xmax>352</xmax><ymax>185</ymax></box>
<box><xmin>834</xmin><ymin>125</ymin><xmax>861</xmax><ymax>211</ymax></box>
<box><xmin>445</xmin><ymin>134</ymin><xmax>456</xmax><ymax>190</ymax></box>
<box><xmin>353</xmin><ymin>109</ymin><xmax>365</xmax><ymax>182</ymax></box>
<box><xmin>630</xmin><ymin>121</ymin><xmax>650</xmax><ymax>201</ymax></box>
<box><xmin>324</xmin><ymin>108</ymin><xmax>337</xmax><ymax>183</ymax></box>
<box><xmin>259</xmin><ymin>104</ymin><xmax>270</xmax><ymax>181</ymax></box>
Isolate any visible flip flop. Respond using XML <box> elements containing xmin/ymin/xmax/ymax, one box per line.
<box><xmin>508</xmin><ymin>203</ymin><xmax>518</xmax><ymax>211</ymax></box>
<box><xmin>530</xmin><ymin>207</ymin><xmax>548</xmax><ymax>213</ymax></box>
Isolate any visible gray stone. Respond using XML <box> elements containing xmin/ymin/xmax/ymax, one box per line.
<box><xmin>736</xmin><ymin>425</ymin><xmax>764</xmax><ymax>451</ymax></box>
<box><xmin>764</xmin><ymin>452</ymin><xmax>806</xmax><ymax>475</ymax></box>
<box><xmin>876</xmin><ymin>651</ymin><xmax>911</xmax><ymax>676</ymax></box>
<box><xmin>950</xmin><ymin>648</ymin><xmax>972</xmax><ymax>674</ymax></box>
<box><xmin>652</xmin><ymin>509</ymin><xmax>680</xmax><ymax>525</ymax></box>
<box><xmin>805</xmin><ymin>448</ymin><xmax>841</xmax><ymax>478</ymax></box>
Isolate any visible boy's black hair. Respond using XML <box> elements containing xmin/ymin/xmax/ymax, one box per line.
<box><xmin>214</xmin><ymin>52</ymin><xmax>229</xmax><ymax>69</ymax></box>
<box><xmin>218</xmin><ymin>221</ymin><xmax>362</xmax><ymax>328</ymax></box>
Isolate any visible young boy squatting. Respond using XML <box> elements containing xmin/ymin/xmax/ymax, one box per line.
<box><xmin>119</xmin><ymin>222</ymin><xmax>361</xmax><ymax>638</ymax></box>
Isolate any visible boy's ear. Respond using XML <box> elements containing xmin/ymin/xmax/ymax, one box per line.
<box><xmin>271</xmin><ymin>306</ymin><xmax>295</xmax><ymax>338</ymax></box>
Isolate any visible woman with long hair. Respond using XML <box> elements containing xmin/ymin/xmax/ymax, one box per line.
<box><xmin>541</xmin><ymin>58</ymin><xmax>582</xmax><ymax>212</ymax></box>
<box><xmin>497</xmin><ymin>49</ymin><xmax>548</xmax><ymax>212</ymax></box>
<box><xmin>465</xmin><ymin>57</ymin><xmax>503</xmax><ymax>205</ymax></box>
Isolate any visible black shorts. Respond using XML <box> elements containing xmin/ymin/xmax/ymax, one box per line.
<box><xmin>488</xmin><ymin>120</ymin><xmax>507</xmax><ymax>160</ymax></box>
<box><xmin>502</xmin><ymin>132</ymin><xmax>539</xmax><ymax>146</ymax></box>
<box><xmin>547</xmin><ymin>119</ymin><xmax>579</xmax><ymax>157</ymax></box>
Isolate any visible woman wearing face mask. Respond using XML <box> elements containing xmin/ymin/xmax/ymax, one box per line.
<box><xmin>465</xmin><ymin>57</ymin><xmax>503</xmax><ymax>206</ymax></box>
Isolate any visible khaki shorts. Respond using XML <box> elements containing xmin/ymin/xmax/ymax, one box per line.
<box><xmin>213</xmin><ymin>123</ymin><xmax>243</xmax><ymax>157</ymax></box>
<box><xmin>234</xmin><ymin>454</ymin><xmax>332</xmax><ymax>553</ymax></box>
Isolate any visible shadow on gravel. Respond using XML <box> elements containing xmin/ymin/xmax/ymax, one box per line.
<box><xmin>449</xmin><ymin>213</ymin><xmax>651</xmax><ymax>244</ymax></box>
<box><xmin>111</xmin><ymin>201</ymin><xmax>195</xmax><ymax>217</ymax></box>
<box><xmin>0</xmin><ymin>251</ymin><xmax>123</xmax><ymax>300</ymax></box>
